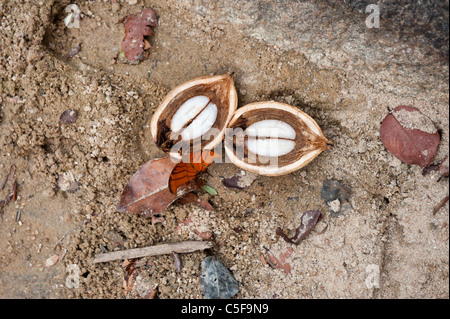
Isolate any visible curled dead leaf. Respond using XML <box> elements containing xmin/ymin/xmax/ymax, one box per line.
<box><xmin>380</xmin><ymin>105</ymin><xmax>440</xmax><ymax>167</ymax></box>
<box><xmin>120</xmin><ymin>8</ymin><xmax>157</xmax><ymax>62</ymax></box>
<box><xmin>222</xmin><ymin>170</ymin><xmax>257</xmax><ymax>190</ymax></box>
<box><xmin>276</xmin><ymin>210</ymin><xmax>322</xmax><ymax>245</ymax></box>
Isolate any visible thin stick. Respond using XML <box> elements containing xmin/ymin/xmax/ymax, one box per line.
<box><xmin>93</xmin><ymin>240</ymin><xmax>212</xmax><ymax>263</ymax></box>
<box><xmin>1</xmin><ymin>165</ymin><xmax>15</xmax><ymax>190</ymax></box>
<box><xmin>433</xmin><ymin>195</ymin><xmax>449</xmax><ymax>215</ymax></box>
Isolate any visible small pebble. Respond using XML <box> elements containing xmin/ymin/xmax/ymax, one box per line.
<box><xmin>60</xmin><ymin>109</ymin><xmax>77</xmax><ymax>124</ymax></box>
<box><xmin>328</xmin><ymin>199</ymin><xmax>341</xmax><ymax>213</ymax></box>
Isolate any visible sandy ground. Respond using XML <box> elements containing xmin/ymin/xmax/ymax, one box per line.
<box><xmin>0</xmin><ymin>0</ymin><xmax>448</xmax><ymax>299</ymax></box>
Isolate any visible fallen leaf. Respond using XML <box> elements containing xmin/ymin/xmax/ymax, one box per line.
<box><xmin>380</xmin><ymin>105</ymin><xmax>440</xmax><ymax>167</ymax></box>
<box><xmin>117</xmin><ymin>157</ymin><xmax>198</xmax><ymax>217</ymax></box>
<box><xmin>122</xmin><ymin>259</ymin><xmax>132</xmax><ymax>268</ymax></box>
<box><xmin>259</xmin><ymin>253</ymin><xmax>268</xmax><ymax>267</ymax></box>
<box><xmin>44</xmin><ymin>254</ymin><xmax>60</xmax><ymax>267</ymax></box>
<box><xmin>120</xmin><ymin>8</ymin><xmax>157</xmax><ymax>62</ymax></box>
<box><xmin>222</xmin><ymin>170</ymin><xmax>257</xmax><ymax>189</ymax></box>
<box><xmin>200</xmin><ymin>256</ymin><xmax>239</xmax><ymax>299</ymax></box>
<box><xmin>123</xmin><ymin>265</ymin><xmax>138</xmax><ymax>296</ymax></box>
<box><xmin>193</xmin><ymin>229</ymin><xmax>214</xmax><ymax>240</ymax></box>
<box><xmin>263</xmin><ymin>247</ymin><xmax>293</xmax><ymax>274</ymax></box>
<box><xmin>175</xmin><ymin>216</ymin><xmax>192</xmax><ymax>235</ymax></box>
<box><xmin>276</xmin><ymin>210</ymin><xmax>322</xmax><ymax>245</ymax></box>
<box><xmin>201</xmin><ymin>184</ymin><xmax>217</xmax><ymax>196</ymax></box>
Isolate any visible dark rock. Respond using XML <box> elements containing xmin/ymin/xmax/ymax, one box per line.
<box><xmin>200</xmin><ymin>256</ymin><xmax>238</xmax><ymax>299</ymax></box>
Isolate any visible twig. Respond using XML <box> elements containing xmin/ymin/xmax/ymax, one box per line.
<box><xmin>1</xmin><ymin>165</ymin><xmax>16</xmax><ymax>190</ymax></box>
<box><xmin>433</xmin><ymin>195</ymin><xmax>449</xmax><ymax>215</ymax></box>
<box><xmin>172</xmin><ymin>251</ymin><xmax>181</xmax><ymax>273</ymax></box>
<box><xmin>93</xmin><ymin>240</ymin><xmax>213</xmax><ymax>263</ymax></box>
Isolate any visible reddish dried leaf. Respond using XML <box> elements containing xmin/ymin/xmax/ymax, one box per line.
<box><xmin>259</xmin><ymin>253</ymin><xmax>268</xmax><ymax>267</ymax></box>
<box><xmin>263</xmin><ymin>248</ymin><xmax>293</xmax><ymax>274</ymax></box>
<box><xmin>193</xmin><ymin>229</ymin><xmax>214</xmax><ymax>240</ymax></box>
<box><xmin>123</xmin><ymin>266</ymin><xmax>139</xmax><ymax>296</ymax></box>
<box><xmin>175</xmin><ymin>216</ymin><xmax>192</xmax><ymax>234</ymax></box>
<box><xmin>117</xmin><ymin>157</ymin><xmax>198</xmax><ymax>217</ymax></box>
<box><xmin>276</xmin><ymin>210</ymin><xmax>322</xmax><ymax>245</ymax></box>
<box><xmin>380</xmin><ymin>105</ymin><xmax>440</xmax><ymax>167</ymax></box>
<box><xmin>44</xmin><ymin>255</ymin><xmax>60</xmax><ymax>267</ymax></box>
<box><xmin>121</xmin><ymin>8</ymin><xmax>157</xmax><ymax>62</ymax></box>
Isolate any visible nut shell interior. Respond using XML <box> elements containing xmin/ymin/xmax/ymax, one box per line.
<box><xmin>151</xmin><ymin>73</ymin><xmax>237</xmax><ymax>158</ymax></box>
<box><xmin>224</xmin><ymin>101</ymin><xmax>332</xmax><ymax>176</ymax></box>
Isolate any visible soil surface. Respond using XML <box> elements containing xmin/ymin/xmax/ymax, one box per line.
<box><xmin>0</xmin><ymin>0</ymin><xmax>448</xmax><ymax>299</ymax></box>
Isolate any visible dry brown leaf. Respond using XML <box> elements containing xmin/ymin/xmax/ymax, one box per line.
<box><xmin>44</xmin><ymin>255</ymin><xmax>60</xmax><ymax>267</ymax></box>
<box><xmin>276</xmin><ymin>210</ymin><xmax>322</xmax><ymax>245</ymax></box>
<box><xmin>120</xmin><ymin>8</ymin><xmax>157</xmax><ymax>62</ymax></box>
<box><xmin>117</xmin><ymin>157</ymin><xmax>199</xmax><ymax>217</ymax></box>
<box><xmin>193</xmin><ymin>229</ymin><xmax>214</xmax><ymax>240</ymax></box>
<box><xmin>222</xmin><ymin>170</ymin><xmax>257</xmax><ymax>190</ymax></box>
<box><xmin>380</xmin><ymin>105</ymin><xmax>440</xmax><ymax>167</ymax></box>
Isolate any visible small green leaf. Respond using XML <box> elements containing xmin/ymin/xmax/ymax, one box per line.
<box><xmin>202</xmin><ymin>184</ymin><xmax>217</xmax><ymax>196</ymax></box>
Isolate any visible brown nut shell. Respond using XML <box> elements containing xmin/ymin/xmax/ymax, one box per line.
<box><xmin>151</xmin><ymin>73</ymin><xmax>237</xmax><ymax>159</ymax></box>
<box><xmin>224</xmin><ymin>101</ymin><xmax>332</xmax><ymax>176</ymax></box>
